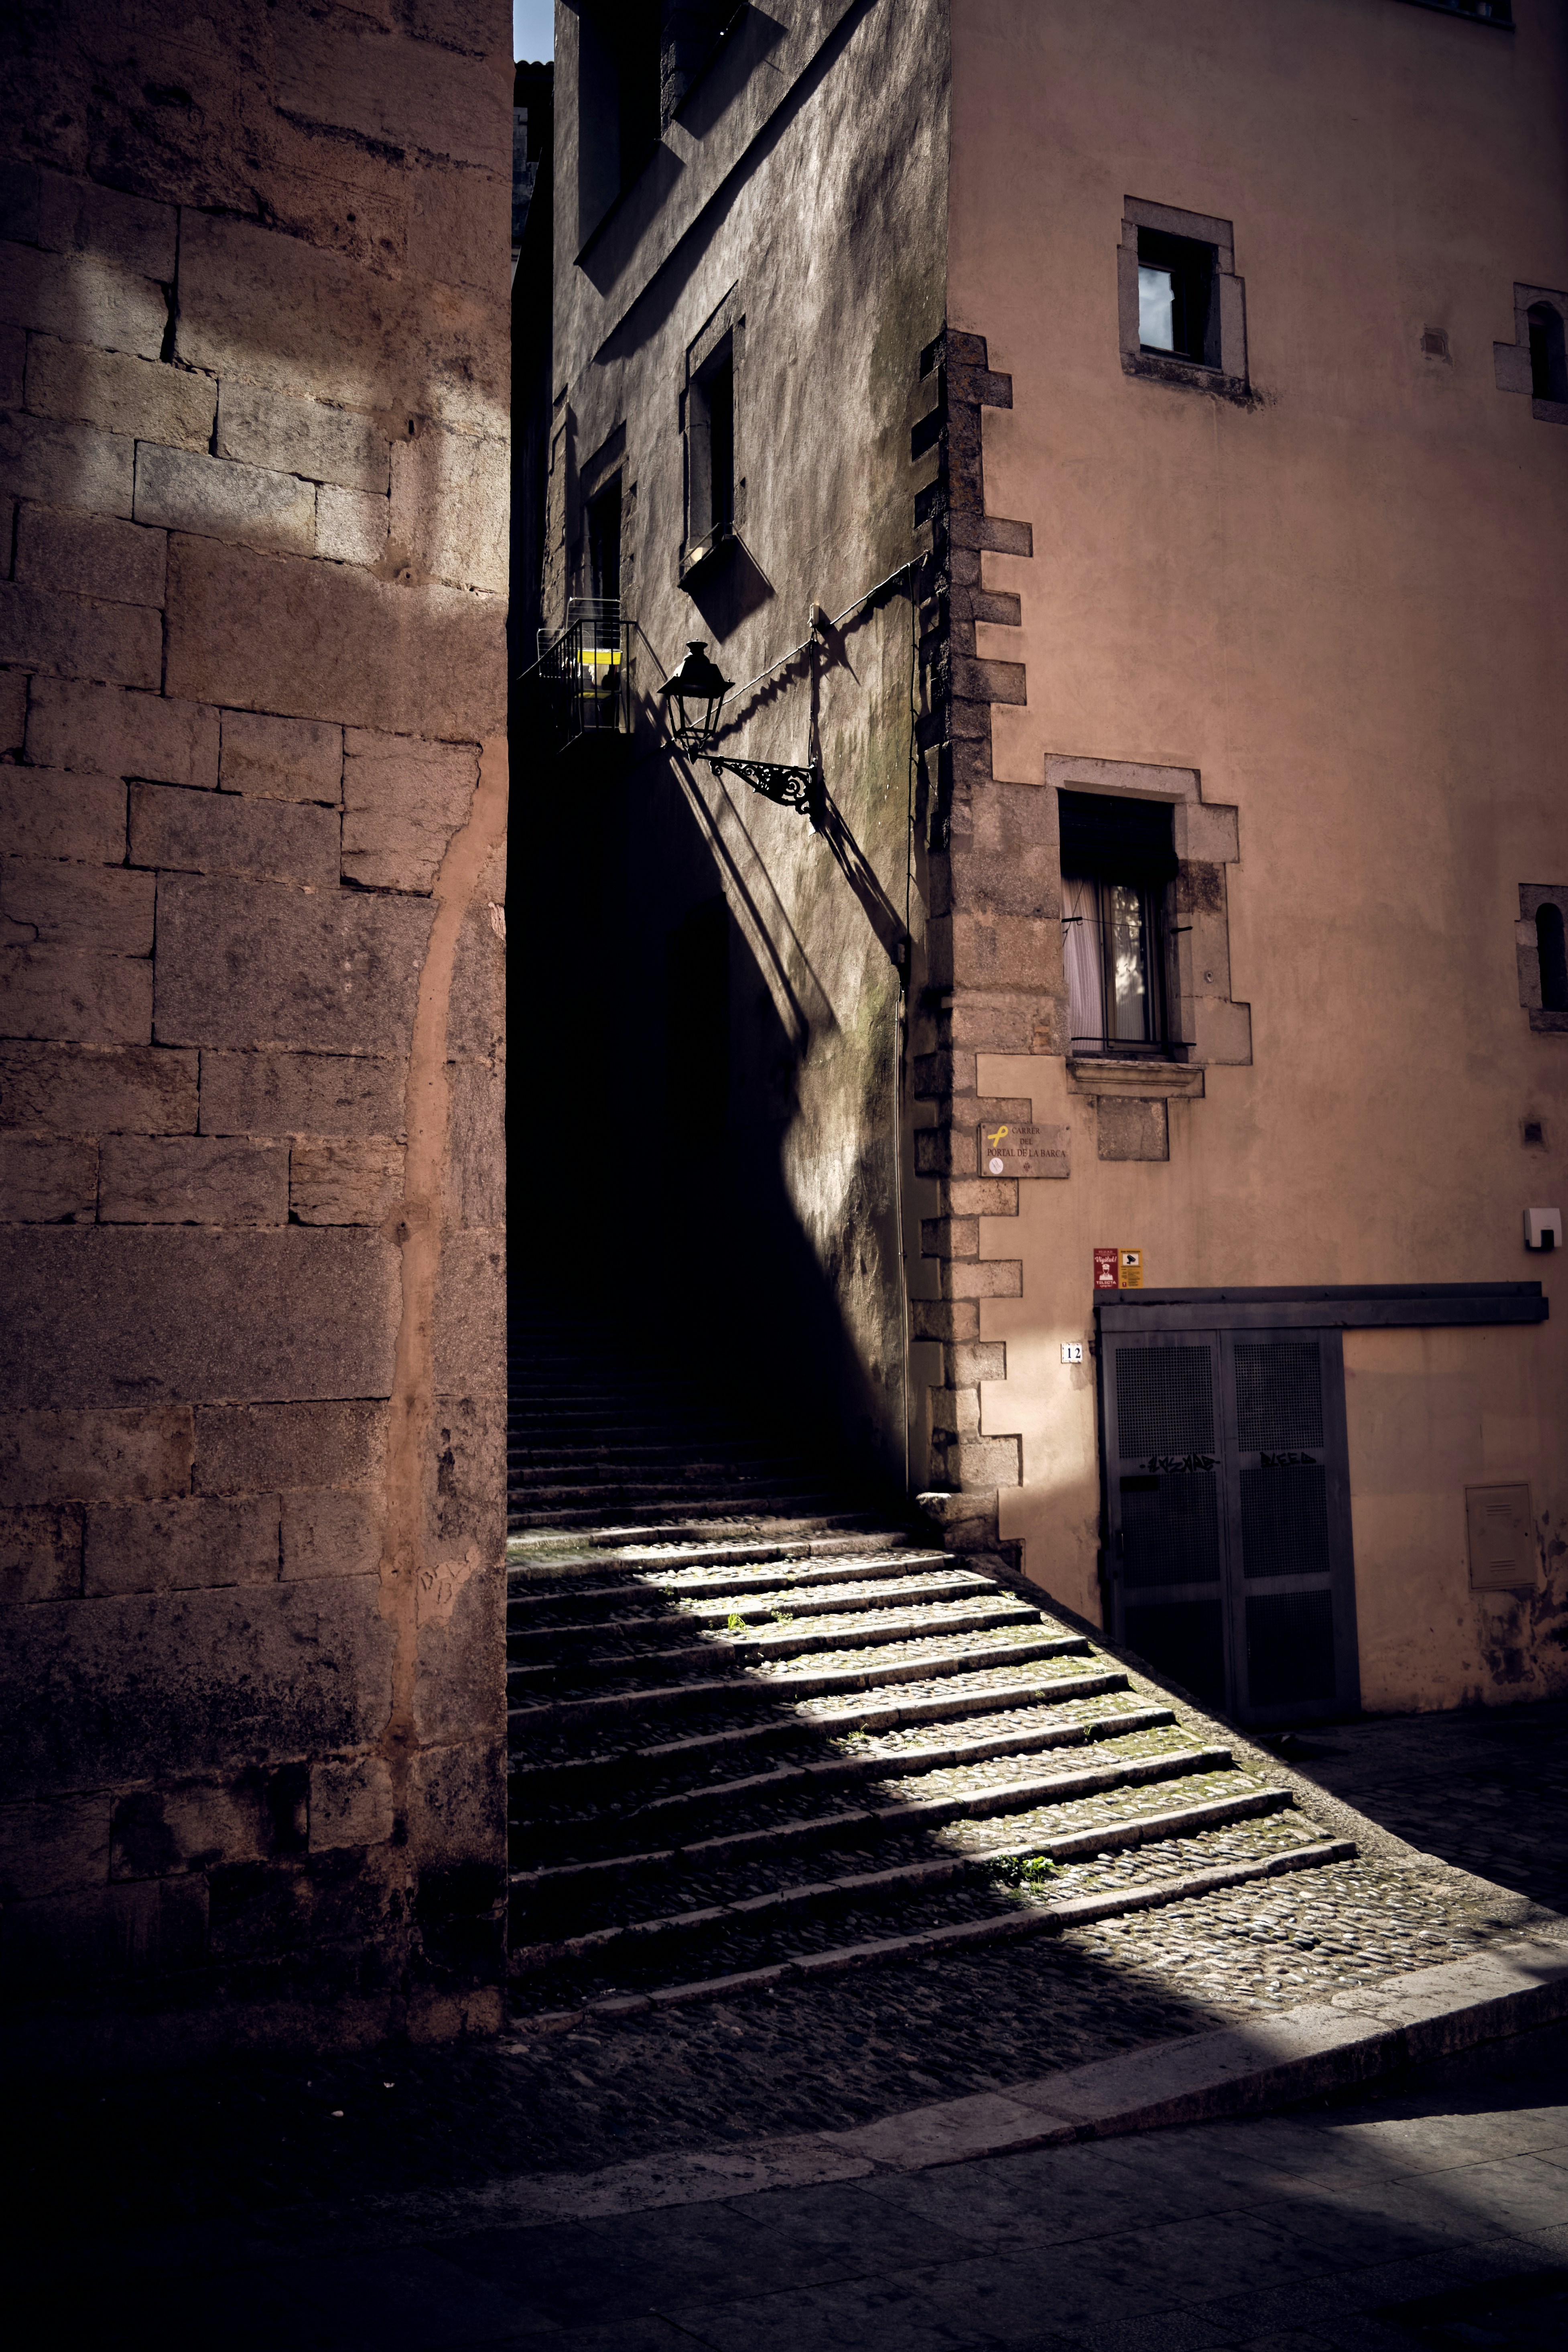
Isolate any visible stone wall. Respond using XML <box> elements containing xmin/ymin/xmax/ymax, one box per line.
<box><xmin>0</xmin><ymin>0</ymin><xmax>510</xmax><ymax>2062</ymax></box>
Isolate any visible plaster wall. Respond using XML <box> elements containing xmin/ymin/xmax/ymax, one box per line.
<box><xmin>537</xmin><ymin>0</ymin><xmax>948</xmax><ymax>1471</ymax></box>
<box><xmin>0</xmin><ymin>0</ymin><xmax>511</xmax><ymax>2060</ymax></box>
<box><xmin>944</xmin><ymin>0</ymin><xmax>1568</xmax><ymax>1708</ymax></box>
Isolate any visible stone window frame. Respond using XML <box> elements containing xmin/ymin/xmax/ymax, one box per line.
<box><xmin>1517</xmin><ymin>884</ymin><xmax>1568</xmax><ymax>1034</ymax></box>
<box><xmin>678</xmin><ymin>285</ymin><xmax>745</xmax><ymax>586</ymax></box>
<box><xmin>1117</xmin><ymin>199</ymin><xmax>1249</xmax><ymax>402</ymax></box>
<box><xmin>1045</xmin><ymin>756</ymin><xmax>1252</xmax><ymax>1091</ymax></box>
<box><xmin>1493</xmin><ymin>286</ymin><xmax>1568</xmax><ymax>426</ymax></box>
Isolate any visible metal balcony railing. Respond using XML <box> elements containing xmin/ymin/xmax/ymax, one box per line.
<box><xmin>519</xmin><ymin>599</ymin><xmax>626</xmax><ymax>754</ymax></box>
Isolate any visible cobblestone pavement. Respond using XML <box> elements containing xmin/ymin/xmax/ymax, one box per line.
<box><xmin>1276</xmin><ymin>1699</ymin><xmax>1568</xmax><ymax>1920</ymax></box>
<box><xmin>24</xmin><ymin>2017</ymin><xmax>1568</xmax><ymax>2348</ymax></box>
<box><xmin>10</xmin><ymin>1718</ymin><xmax>1560</xmax><ymax>2255</ymax></box>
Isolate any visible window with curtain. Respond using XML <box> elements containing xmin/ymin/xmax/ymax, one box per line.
<box><xmin>1058</xmin><ymin>792</ymin><xmax>1179</xmax><ymax>1056</ymax></box>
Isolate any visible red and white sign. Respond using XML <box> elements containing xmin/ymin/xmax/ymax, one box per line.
<box><xmin>1093</xmin><ymin>1246</ymin><xmax>1120</xmax><ymax>1290</ymax></box>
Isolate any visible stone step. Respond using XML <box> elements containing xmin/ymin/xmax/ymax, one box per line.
<box><xmin>510</xmin><ymin>1838</ymin><xmax>1359</xmax><ymax>2023</ymax></box>
<box><xmin>508</xmin><ymin>1786</ymin><xmax>1303</xmax><ymax>1978</ymax></box>
<box><xmin>506</xmin><ymin>1522</ymin><xmax>898</xmax><ymax>1566</ymax></box>
<box><xmin>508</xmin><ymin>1456</ymin><xmax>804</xmax><ymax>1489</ymax></box>
<box><xmin>506</xmin><ymin>1611</ymin><xmax>1057</xmax><ymax>1700</ymax></box>
<box><xmin>504</xmin><ymin>1569</ymin><xmax>995</xmax><ymax>1644</ymax></box>
<box><xmin>508</xmin><ymin>1700</ymin><xmax>1176</xmax><ymax>1819</ymax></box>
<box><xmin>507</xmin><ymin>1489</ymin><xmax>847</xmax><ymax>1530</ymax></box>
<box><xmin>513</xmin><ymin>1740</ymin><xmax>1232</xmax><ymax>1882</ymax></box>
<box><xmin>506</xmin><ymin>1635</ymin><xmax>1096</xmax><ymax>1737</ymax></box>
<box><xmin>504</xmin><ymin>1550</ymin><xmax>948</xmax><ymax>1618</ymax></box>
<box><xmin>508</xmin><ymin>1670</ymin><xmax>1140</xmax><ymax>1790</ymax></box>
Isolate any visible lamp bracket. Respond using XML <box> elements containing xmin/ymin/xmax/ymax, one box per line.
<box><xmin>707</xmin><ymin>754</ymin><xmax>827</xmax><ymax>831</ymax></box>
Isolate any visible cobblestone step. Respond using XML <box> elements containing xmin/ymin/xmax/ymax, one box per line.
<box><xmin>504</xmin><ymin>1564</ymin><xmax>984</xmax><ymax>1640</ymax></box>
<box><xmin>514</xmin><ymin>1739</ymin><xmax>1234</xmax><ymax>1878</ymax></box>
<box><xmin>504</xmin><ymin>1314</ymin><xmax>1360</xmax><ymax>2017</ymax></box>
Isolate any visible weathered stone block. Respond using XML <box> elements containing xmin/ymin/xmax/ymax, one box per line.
<box><xmin>98</xmin><ymin>1134</ymin><xmax>288</xmax><ymax>1225</ymax></box>
<box><xmin>415</xmin><ymin>1517</ymin><xmax>503</xmax><ymax>1746</ymax></box>
<box><xmin>0</xmin><ymin>323</ymin><xmax>22</xmax><ymax>407</ymax></box>
<box><xmin>920</xmin><ymin>1216</ymin><xmax>979</xmax><ymax>1260</ymax></box>
<box><xmin>27</xmin><ymin>677</ymin><xmax>219</xmax><ymax>787</ymax></box>
<box><xmin>0</xmin><ymin>1877</ymin><xmax>207</xmax><ymax>1996</ymax></box>
<box><xmin>0</xmin><ymin>241</ymin><xmax>166</xmax><ymax>360</ymax></box>
<box><xmin>0</xmin><ymin>1571</ymin><xmax>392</xmax><ymax>1787</ymax></box>
<box><xmin>930</xmin><ymin>1387</ymin><xmax>982</xmax><ymax>1435</ymax></box>
<box><xmin>0</xmin><ymin>582</ymin><xmax>159</xmax><ymax>688</ymax></box>
<box><xmin>446</xmin><ymin>897</ymin><xmax>505</xmax><ymax>1062</ymax></box>
<box><xmin>1174</xmin><ymin>801</ymin><xmax>1240</xmax><ymax>864</ymax></box>
<box><xmin>0</xmin><ymin>668</ymin><xmax>26</xmax><ymax>758</ymax></box>
<box><xmin>406</xmin><ymin>162</ymin><xmax>511</xmax><ymax>300</ymax></box>
<box><xmin>207</xmin><ymin>1844</ymin><xmax>400</xmax><ymax>1964</ymax></box>
<box><xmin>35</xmin><ymin>173</ymin><xmax>177</xmax><ymax>281</ymax></box>
<box><xmin>446</xmin><ymin>1062</ymin><xmax>503</xmax><ymax>1230</ymax></box>
<box><xmin>282</xmin><ymin>1485</ymin><xmax>381</xmax><ymax>1580</ymax></box>
<box><xmin>341</xmin><ymin>728</ymin><xmax>480</xmax><ymax>892</ymax></box>
<box><xmin>944</xmin><ymin>1342</ymin><xmax>1008</xmax><ymax>1387</ymax></box>
<box><xmin>951</xmin><ymin>913</ymin><xmax>1060</xmax><ymax>993</ymax></box>
<box><xmin>109</xmin><ymin>1769</ymin><xmax>299</xmax><ymax>1881</ymax></box>
<box><xmin>311</xmin><ymin>1754</ymin><xmax>395</xmax><ymax>1853</ymax></box>
<box><xmin>195</xmin><ymin>1401</ymin><xmax>388</xmax><ymax>1497</ymax></box>
<box><xmin>290</xmin><ymin>1137</ymin><xmax>404</xmax><ymax>1225</ymax></box>
<box><xmin>0</xmin><ymin>1505</ymin><xmax>83</xmax><ymax>1603</ymax></box>
<box><xmin>134</xmin><ymin>444</ymin><xmax>315</xmax><ymax>557</ymax></box>
<box><xmin>0</xmin><ymin>1132</ymin><xmax>96</xmax><ymax>1221</ymax></box>
<box><xmin>316</xmin><ymin>483</ymin><xmax>389</xmax><ymax>567</ymax></box>
<box><xmin>176</xmin><ymin>215</ymin><xmax>508</xmax><ymax>438</ymax></box>
<box><xmin>911</xmin><ymin>1298</ymin><xmax>979</xmax><ymax>1343</ymax></box>
<box><xmin>430</xmin><ymin>1389</ymin><xmax>506</xmax><ymax>1557</ymax></box>
<box><xmin>0</xmin><ymin>860</ymin><xmax>156</xmax><ymax>953</ymax></box>
<box><xmin>1096</xmin><ymin>1097</ymin><xmax>1169</xmax><ymax>1163</ymax></box>
<box><xmin>433</xmin><ymin>1233</ymin><xmax>506</xmax><ymax>1398</ymax></box>
<box><xmin>390</xmin><ymin>426</ymin><xmax>508</xmax><ymax>593</ymax></box>
<box><xmin>165</xmin><ymin>536</ymin><xmax>505</xmax><ymax>738</ymax></box>
<box><xmin>219</xmin><ymin>710</ymin><xmax>342</xmax><ymax>804</ymax></box>
<box><xmin>85</xmin><ymin>1494</ymin><xmax>280</xmax><ymax>1596</ymax></box>
<box><xmin>14</xmin><ymin>502</ymin><xmax>167</xmax><ymax>607</ymax></box>
<box><xmin>946</xmin><ymin>1435</ymin><xmax>1023</xmax><ymax>1488</ymax></box>
<box><xmin>215</xmin><ymin>382</ymin><xmax>389</xmax><ymax>494</ymax></box>
<box><xmin>941</xmin><ymin>1258</ymin><xmax>1022</xmax><ymax>1300</ymax></box>
<box><xmin>0</xmin><ymin>945</ymin><xmax>151</xmax><ymax>1045</ymax></box>
<box><xmin>0</xmin><ymin>768</ymin><xmax>125</xmax><ymax>863</ymax></box>
<box><xmin>0</xmin><ymin>1042</ymin><xmax>197</xmax><ymax>1134</ymax></box>
<box><xmin>0</xmin><ymin>1227</ymin><xmax>401</xmax><ymax>1411</ymax></box>
<box><xmin>0</xmin><ymin>1793</ymin><xmax>108</xmax><ymax>1902</ymax></box>
<box><xmin>155</xmin><ymin>874</ymin><xmax>433</xmax><ymax>1056</ymax></box>
<box><xmin>274</xmin><ymin>20</ymin><xmax>509</xmax><ymax>181</ymax></box>
<box><xmin>0</xmin><ymin>1406</ymin><xmax>194</xmax><ymax>1506</ymax></box>
<box><xmin>199</xmin><ymin>1049</ymin><xmax>404</xmax><ymax>1139</ymax></box>
<box><xmin>25</xmin><ymin>334</ymin><xmax>216</xmax><ymax>452</ymax></box>
<box><xmin>0</xmin><ymin>408</ymin><xmax>132</xmax><ymax>516</ymax></box>
<box><xmin>944</xmin><ymin>1178</ymin><xmax>1018</xmax><ymax>1217</ymax></box>
<box><xmin>128</xmin><ymin>781</ymin><xmax>339</xmax><ymax>888</ymax></box>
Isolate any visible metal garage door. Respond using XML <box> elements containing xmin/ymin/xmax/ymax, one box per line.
<box><xmin>1102</xmin><ymin>1327</ymin><xmax>1359</xmax><ymax>1725</ymax></box>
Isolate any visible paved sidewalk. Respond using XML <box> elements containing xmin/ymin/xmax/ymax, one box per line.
<box><xmin>30</xmin><ymin>2018</ymin><xmax>1568</xmax><ymax>2348</ymax></box>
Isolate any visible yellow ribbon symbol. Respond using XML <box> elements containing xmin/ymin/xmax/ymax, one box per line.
<box><xmin>987</xmin><ymin>1126</ymin><xmax>1009</xmax><ymax>1150</ymax></box>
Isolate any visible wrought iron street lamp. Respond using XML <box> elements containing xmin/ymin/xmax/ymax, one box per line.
<box><xmin>658</xmin><ymin>639</ymin><xmax>826</xmax><ymax>830</ymax></box>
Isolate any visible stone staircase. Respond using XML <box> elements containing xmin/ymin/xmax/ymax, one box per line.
<box><xmin>506</xmin><ymin>1311</ymin><xmax>1358</xmax><ymax>2024</ymax></box>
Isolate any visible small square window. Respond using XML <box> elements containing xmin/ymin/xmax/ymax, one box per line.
<box><xmin>1120</xmin><ymin>200</ymin><xmax>1248</xmax><ymax>398</ymax></box>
